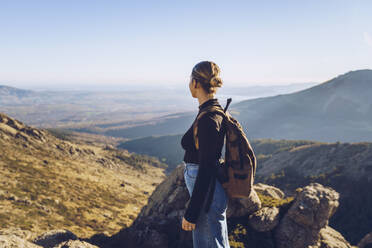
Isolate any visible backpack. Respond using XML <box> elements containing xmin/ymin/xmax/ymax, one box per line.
<box><xmin>192</xmin><ymin>98</ymin><xmax>257</xmax><ymax>199</ymax></box>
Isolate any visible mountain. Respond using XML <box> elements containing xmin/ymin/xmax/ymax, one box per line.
<box><xmin>0</xmin><ymin>85</ymin><xmax>36</xmax><ymax>106</ymax></box>
<box><xmin>103</xmin><ymin>69</ymin><xmax>372</xmax><ymax>142</ymax></box>
<box><xmin>255</xmin><ymin>141</ymin><xmax>372</xmax><ymax>244</ymax></box>
<box><xmin>0</xmin><ymin>85</ymin><xmax>34</xmax><ymax>98</ymax></box>
<box><xmin>0</xmin><ymin>112</ymin><xmax>167</xmax><ymax>239</ymax></box>
<box><xmin>233</xmin><ymin>69</ymin><xmax>372</xmax><ymax>142</ymax></box>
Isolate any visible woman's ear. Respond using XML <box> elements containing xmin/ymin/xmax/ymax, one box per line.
<box><xmin>192</xmin><ymin>79</ymin><xmax>198</xmax><ymax>89</ymax></box>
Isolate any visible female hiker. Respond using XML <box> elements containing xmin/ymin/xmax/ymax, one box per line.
<box><xmin>181</xmin><ymin>61</ymin><xmax>230</xmax><ymax>247</ymax></box>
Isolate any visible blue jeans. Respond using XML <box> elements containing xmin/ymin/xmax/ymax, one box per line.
<box><xmin>183</xmin><ymin>161</ymin><xmax>230</xmax><ymax>248</ymax></box>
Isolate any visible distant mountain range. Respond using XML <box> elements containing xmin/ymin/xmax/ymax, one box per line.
<box><xmin>102</xmin><ymin>69</ymin><xmax>372</xmax><ymax>142</ymax></box>
<box><xmin>233</xmin><ymin>69</ymin><xmax>372</xmax><ymax>142</ymax></box>
<box><xmin>0</xmin><ymin>82</ymin><xmax>317</xmax><ymax>129</ymax></box>
<box><xmin>0</xmin><ymin>85</ymin><xmax>34</xmax><ymax>97</ymax></box>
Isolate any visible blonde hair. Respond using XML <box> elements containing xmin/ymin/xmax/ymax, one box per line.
<box><xmin>191</xmin><ymin>61</ymin><xmax>223</xmax><ymax>94</ymax></box>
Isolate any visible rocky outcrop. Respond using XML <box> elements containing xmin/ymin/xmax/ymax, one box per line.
<box><xmin>32</xmin><ymin>229</ymin><xmax>78</xmax><ymax>248</ymax></box>
<box><xmin>226</xmin><ymin>189</ymin><xmax>261</xmax><ymax>218</ymax></box>
<box><xmin>319</xmin><ymin>225</ymin><xmax>356</xmax><ymax>248</ymax></box>
<box><xmin>254</xmin><ymin>182</ymin><xmax>285</xmax><ymax>199</ymax></box>
<box><xmin>0</xmin><ymin>229</ymin><xmax>100</xmax><ymax>248</ymax></box>
<box><xmin>358</xmin><ymin>232</ymin><xmax>372</xmax><ymax>248</ymax></box>
<box><xmin>0</xmin><ymin>234</ymin><xmax>42</xmax><ymax>248</ymax></box>
<box><xmin>274</xmin><ymin>183</ymin><xmax>348</xmax><ymax>248</ymax></box>
<box><xmin>248</xmin><ymin>206</ymin><xmax>280</xmax><ymax>232</ymax></box>
<box><xmin>54</xmin><ymin>240</ymin><xmax>99</xmax><ymax>248</ymax></box>
<box><xmin>0</xmin><ymin>112</ymin><xmax>46</xmax><ymax>142</ymax></box>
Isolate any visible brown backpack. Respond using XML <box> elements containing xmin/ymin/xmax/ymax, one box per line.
<box><xmin>193</xmin><ymin>98</ymin><xmax>257</xmax><ymax>199</ymax></box>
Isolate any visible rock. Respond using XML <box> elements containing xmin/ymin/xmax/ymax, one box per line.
<box><xmin>135</xmin><ymin>163</ymin><xmax>189</xmax><ymax>221</ymax></box>
<box><xmin>104</xmin><ymin>145</ymin><xmax>115</xmax><ymax>150</ymax></box>
<box><xmin>0</xmin><ymin>113</ymin><xmax>46</xmax><ymax>142</ymax></box>
<box><xmin>226</xmin><ymin>189</ymin><xmax>262</xmax><ymax>218</ymax></box>
<box><xmin>33</xmin><ymin>229</ymin><xmax>78</xmax><ymax>248</ymax></box>
<box><xmin>253</xmin><ymin>183</ymin><xmax>285</xmax><ymax>199</ymax></box>
<box><xmin>54</xmin><ymin>239</ymin><xmax>99</xmax><ymax>248</ymax></box>
<box><xmin>0</xmin><ymin>234</ymin><xmax>42</xmax><ymax>248</ymax></box>
<box><xmin>0</xmin><ymin>227</ymin><xmax>37</xmax><ymax>241</ymax></box>
<box><xmin>358</xmin><ymin>232</ymin><xmax>372</xmax><ymax>248</ymax></box>
<box><xmin>275</xmin><ymin>182</ymin><xmax>340</xmax><ymax>248</ymax></box>
<box><xmin>319</xmin><ymin>225</ymin><xmax>353</xmax><ymax>248</ymax></box>
<box><xmin>248</xmin><ymin>206</ymin><xmax>280</xmax><ymax>232</ymax></box>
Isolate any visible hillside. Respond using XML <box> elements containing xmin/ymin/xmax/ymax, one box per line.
<box><xmin>255</xmin><ymin>141</ymin><xmax>372</xmax><ymax>244</ymax></box>
<box><xmin>0</xmin><ymin>112</ymin><xmax>167</xmax><ymax>238</ymax></box>
<box><xmin>100</xmin><ymin>69</ymin><xmax>372</xmax><ymax>142</ymax></box>
<box><xmin>233</xmin><ymin>69</ymin><xmax>372</xmax><ymax>142</ymax></box>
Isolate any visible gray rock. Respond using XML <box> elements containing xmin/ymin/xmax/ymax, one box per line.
<box><xmin>0</xmin><ymin>234</ymin><xmax>42</xmax><ymax>248</ymax></box>
<box><xmin>0</xmin><ymin>227</ymin><xmax>38</xmax><ymax>241</ymax></box>
<box><xmin>248</xmin><ymin>206</ymin><xmax>280</xmax><ymax>232</ymax></box>
<box><xmin>226</xmin><ymin>189</ymin><xmax>262</xmax><ymax>218</ymax></box>
<box><xmin>275</xmin><ymin>182</ymin><xmax>340</xmax><ymax>248</ymax></box>
<box><xmin>358</xmin><ymin>232</ymin><xmax>372</xmax><ymax>248</ymax></box>
<box><xmin>33</xmin><ymin>229</ymin><xmax>77</xmax><ymax>248</ymax></box>
<box><xmin>318</xmin><ymin>225</ymin><xmax>353</xmax><ymax>248</ymax></box>
<box><xmin>54</xmin><ymin>239</ymin><xmax>99</xmax><ymax>248</ymax></box>
<box><xmin>253</xmin><ymin>183</ymin><xmax>285</xmax><ymax>199</ymax></box>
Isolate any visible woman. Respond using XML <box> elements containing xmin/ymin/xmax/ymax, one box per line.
<box><xmin>180</xmin><ymin>61</ymin><xmax>230</xmax><ymax>247</ymax></box>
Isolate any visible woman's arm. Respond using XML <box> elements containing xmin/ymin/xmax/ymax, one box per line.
<box><xmin>183</xmin><ymin>112</ymin><xmax>220</xmax><ymax>223</ymax></box>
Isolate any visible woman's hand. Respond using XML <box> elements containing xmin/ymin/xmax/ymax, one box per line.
<box><xmin>182</xmin><ymin>216</ymin><xmax>196</xmax><ymax>231</ymax></box>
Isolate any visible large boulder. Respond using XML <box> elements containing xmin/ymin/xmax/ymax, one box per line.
<box><xmin>253</xmin><ymin>183</ymin><xmax>285</xmax><ymax>199</ymax></box>
<box><xmin>248</xmin><ymin>206</ymin><xmax>280</xmax><ymax>232</ymax></box>
<box><xmin>0</xmin><ymin>234</ymin><xmax>42</xmax><ymax>248</ymax></box>
<box><xmin>54</xmin><ymin>239</ymin><xmax>100</xmax><ymax>248</ymax></box>
<box><xmin>33</xmin><ymin>229</ymin><xmax>78</xmax><ymax>248</ymax></box>
<box><xmin>274</xmin><ymin>182</ymin><xmax>341</xmax><ymax>248</ymax></box>
<box><xmin>226</xmin><ymin>189</ymin><xmax>261</xmax><ymax>218</ymax></box>
<box><xmin>358</xmin><ymin>232</ymin><xmax>372</xmax><ymax>248</ymax></box>
<box><xmin>318</xmin><ymin>225</ymin><xmax>354</xmax><ymax>248</ymax></box>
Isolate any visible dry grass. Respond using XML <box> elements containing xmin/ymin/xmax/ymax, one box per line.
<box><xmin>0</xmin><ymin>125</ymin><xmax>166</xmax><ymax>239</ymax></box>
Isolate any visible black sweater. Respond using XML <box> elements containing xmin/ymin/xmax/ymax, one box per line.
<box><xmin>181</xmin><ymin>98</ymin><xmax>226</xmax><ymax>223</ymax></box>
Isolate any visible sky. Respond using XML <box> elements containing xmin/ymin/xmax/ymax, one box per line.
<box><xmin>0</xmin><ymin>0</ymin><xmax>371</xmax><ymax>88</ymax></box>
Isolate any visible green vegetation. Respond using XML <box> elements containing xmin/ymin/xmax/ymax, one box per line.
<box><xmin>256</xmin><ymin>191</ymin><xmax>294</xmax><ymax>209</ymax></box>
<box><xmin>115</xmin><ymin>150</ymin><xmax>168</xmax><ymax>172</ymax></box>
<box><xmin>227</xmin><ymin>193</ymin><xmax>293</xmax><ymax>248</ymax></box>
<box><xmin>0</xmin><ymin>126</ymin><xmax>166</xmax><ymax>238</ymax></box>
<box><xmin>118</xmin><ymin>134</ymin><xmax>184</xmax><ymax>173</ymax></box>
<box><xmin>46</xmin><ymin>128</ymin><xmax>75</xmax><ymax>141</ymax></box>
<box><xmin>117</xmin><ymin>136</ymin><xmax>318</xmax><ymax>174</ymax></box>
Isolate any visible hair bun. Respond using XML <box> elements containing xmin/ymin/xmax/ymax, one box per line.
<box><xmin>209</xmin><ymin>76</ymin><xmax>223</xmax><ymax>87</ymax></box>
<box><xmin>191</xmin><ymin>61</ymin><xmax>223</xmax><ymax>94</ymax></box>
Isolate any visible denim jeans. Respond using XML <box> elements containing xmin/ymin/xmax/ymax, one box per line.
<box><xmin>183</xmin><ymin>161</ymin><xmax>230</xmax><ymax>248</ymax></box>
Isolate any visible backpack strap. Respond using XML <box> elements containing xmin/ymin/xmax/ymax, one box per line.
<box><xmin>224</xmin><ymin>98</ymin><xmax>232</xmax><ymax>112</ymax></box>
<box><xmin>193</xmin><ymin>102</ymin><xmax>230</xmax><ymax>150</ymax></box>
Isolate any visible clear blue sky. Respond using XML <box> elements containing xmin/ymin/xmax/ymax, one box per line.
<box><xmin>0</xmin><ymin>0</ymin><xmax>371</xmax><ymax>87</ymax></box>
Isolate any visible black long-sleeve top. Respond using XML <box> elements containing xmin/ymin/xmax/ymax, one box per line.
<box><xmin>181</xmin><ymin>98</ymin><xmax>226</xmax><ymax>223</ymax></box>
